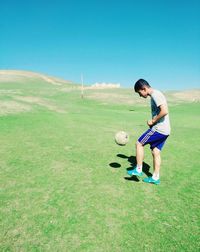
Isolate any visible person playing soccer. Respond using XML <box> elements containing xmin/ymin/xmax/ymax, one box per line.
<box><xmin>127</xmin><ymin>79</ymin><xmax>171</xmax><ymax>185</ymax></box>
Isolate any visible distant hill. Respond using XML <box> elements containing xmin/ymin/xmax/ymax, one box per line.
<box><xmin>0</xmin><ymin>70</ymin><xmax>199</xmax><ymax>106</ymax></box>
<box><xmin>85</xmin><ymin>88</ymin><xmax>200</xmax><ymax>105</ymax></box>
<box><xmin>0</xmin><ymin>70</ymin><xmax>78</xmax><ymax>116</ymax></box>
<box><xmin>165</xmin><ymin>89</ymin><xmax>200</xmax><ymax>103</ymax></box>
<box><xmin>0</xmin><ymin>70</ymin><xmax>73</xmax><ymax>86</ymax></box>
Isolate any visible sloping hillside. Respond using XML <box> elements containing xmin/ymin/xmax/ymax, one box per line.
<box><xmin>166</xmin><ymin>89</ymin><xmax>200</xmax><ymax>103</ymax></box>
<box><xmin>85</xmin><ymin>87</ymin><xmax>200</xmax><ymax>105</ymax></box>
<box><xmin>0</xmin><ymin>70</ymin><xmax>199</xmax><ymax>116</ymax></box>
<box><xmin>0</xmin><ymin>70</ymin><xmax>78</xmax><ymax>116</ymax></box>
<box><xmin>0</xmin><ymin>70</ymin><xmax>72</xmax><ymax>86</ymax></box>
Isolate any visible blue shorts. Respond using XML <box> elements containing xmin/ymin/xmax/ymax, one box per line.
<box><xmin>138</xmin><ymin>129</ymin><xmax>169</xmax><ymax>151</ymax></box>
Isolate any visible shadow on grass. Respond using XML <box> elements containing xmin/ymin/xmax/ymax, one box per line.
<box><xmin>109</xmin><ymin>162</ymin><xmax>121</xmax><ymax>168</ymax></box>
<box><xmin>117</xmin><ymin>154</ymin><xmax>152</xmax><ymax>182</ymax></box>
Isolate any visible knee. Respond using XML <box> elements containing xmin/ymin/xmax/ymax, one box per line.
<box><xmin>151</xmin><ymin>148</ymin><xmax>160</xmax><ymax>157</ymax></box>
<box><xmin>136</xmin><ymin>141</ymin><xmax>143</xmax><ymax>148</ymax></box>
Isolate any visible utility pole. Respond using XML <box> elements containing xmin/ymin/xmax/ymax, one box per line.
<box><xmin>81</xmin><ymin>73</ymin><xmax>84</xmax><ymax>99</ymax></box>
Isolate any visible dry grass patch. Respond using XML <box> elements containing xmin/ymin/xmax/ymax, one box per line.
<box><xmin>0</xmin><ymin>70</ymin><xmax>71</xmax><ymax>86</ymax></box>
<box><xmin>85</xmin><ymin>91</ymin><xmax>146</xmax><ymax>105</ymax></box>
<box><xmin>51</xmin><ymin>161</ymin><xmax>67</xmax><ymax>175</ymax></box>
<box><xmin>172</xmin><ymin>90</ymin><xmax>200</xmax><ymax>102</ymax></box>
<box><xmin>13</xmin><ymin>96</ymin><xmax>66</xmax><ymax>114</ymax></box>
<box><xmin>0</xmin><ymin>90</ymin><xmax>22</xmax><ymax>95</ymax></box>
<box><xmin>0</xmin><ymin>101</ymin><xmax>31</xmax><ymax>116</ymax></box>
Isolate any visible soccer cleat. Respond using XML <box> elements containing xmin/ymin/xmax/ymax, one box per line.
<box><xmin>127</xmin><ymin>168</ymin><xmax>143</xmax><ymax>177</ymax></box>
<box><xmin>143</xmin><ymin>177</ymin><xmax>160</xmax><ymax>185</ymax></box>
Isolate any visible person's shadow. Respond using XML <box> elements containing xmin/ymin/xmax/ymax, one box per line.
<box><xmin>111</xmin><ymin>154</ymin><xmax>152</xmax><ymax>182</ymax></box>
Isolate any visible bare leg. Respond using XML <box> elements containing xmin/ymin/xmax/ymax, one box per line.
<box><xmin>127</xmin><ymin>141</ymin><xmax>144</xmax><ymax>176</ymax></box>
<box><xmin>151</xmin><ymin>147</ymin><xmax>161</xmax><ymax>176</ymax></box>
<box><xmin>136</xmin><ymin>141</ymin><xmax>144</xmax><ymax>166</ymax></box>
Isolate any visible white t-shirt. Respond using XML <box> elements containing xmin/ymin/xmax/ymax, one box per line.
<box><xmin>151</xmin><ymin>89</ymin><xmax>171</xmax><ymax>135</ymax></box>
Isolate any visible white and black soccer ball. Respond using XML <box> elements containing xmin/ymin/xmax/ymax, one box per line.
<box><xmin>115</xmin><ymin>131</ymin><xmax>129</xmax><ymax>146</ymax></box>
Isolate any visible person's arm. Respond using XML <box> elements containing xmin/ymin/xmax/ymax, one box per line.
<box><xmin>147</xmin><ymin>104</ymin><xmax>168</xmax><ymax>127</ymax></box>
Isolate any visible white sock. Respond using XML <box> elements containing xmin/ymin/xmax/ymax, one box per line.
<box><xmin>136</xmin><ymin>164</ymin><xmax>142</xmax><ymax>172</ymax></box>
<box><xmin>152</xmin><ymin>172</ymin><xmax>160</xmax><ymax>180</ymax></box>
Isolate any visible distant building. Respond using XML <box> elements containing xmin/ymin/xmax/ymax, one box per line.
<box><xmin>90</xmin><ymin>82</ymin><xmax>120</xmax><ymax>89</ymax></box>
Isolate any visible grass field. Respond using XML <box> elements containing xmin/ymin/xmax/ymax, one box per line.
<box><xmin>0</xmin><ymin>73</ymin><xmax>199</xmax><ymax>251</ymax></box>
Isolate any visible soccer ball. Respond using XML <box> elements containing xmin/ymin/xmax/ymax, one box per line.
<box><xmin>115</xmin><ymin>131</ymin><xmax>129</xmax><ymax>146</ymax></box>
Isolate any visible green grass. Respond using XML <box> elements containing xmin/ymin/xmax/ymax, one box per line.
<box><xmin>0</xmin><ymin>78</ymin><xmax>199</xmax><ymax>251</ymax></box>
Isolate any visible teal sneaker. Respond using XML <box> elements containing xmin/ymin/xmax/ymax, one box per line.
<box><xmin>127</xmin><ymin>168</ymin><xmax>143</xmax><ymax>177</ymax></box>
<box><xmin>143</xmin><ymin>177</ymin><xmax>160</xmax><ymax>185</ymax></box>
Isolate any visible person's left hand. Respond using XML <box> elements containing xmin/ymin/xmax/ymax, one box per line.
<box><xmin>147</xmin><ymin>119</ymin><xmax>154</xmax><ymax>127</ymax></box>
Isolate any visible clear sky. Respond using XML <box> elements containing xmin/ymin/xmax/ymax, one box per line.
<box><xmin>0</xmin><ymin>0</ymin><xmax>200</xmax><ymax>90</ymax></box>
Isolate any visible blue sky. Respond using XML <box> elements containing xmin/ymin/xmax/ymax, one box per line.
<box><xmin>0</xmin><ymin>0</ymin><xmax>199</xmax><ymax>90</ymax></box>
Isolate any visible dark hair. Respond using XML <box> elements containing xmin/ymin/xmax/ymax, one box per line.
<box><xmin>134</xmin><ymin>79</ymin><xmax>151</xmax><ymax>92</ymax></box>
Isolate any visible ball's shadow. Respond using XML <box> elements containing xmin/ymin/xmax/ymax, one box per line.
<box><xmin>109</xmin><ymin>162</ymin><xmax>121</xmax><ymax>168</ymax></box>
